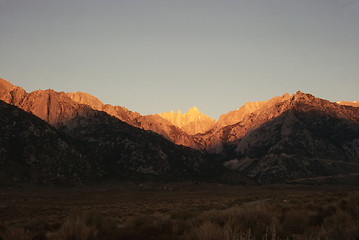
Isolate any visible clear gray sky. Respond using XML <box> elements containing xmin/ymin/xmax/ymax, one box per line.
<box><xmin>1</xmin><ymin>0</ymin><xmax>358</xmax><ymax>119</ymax></box>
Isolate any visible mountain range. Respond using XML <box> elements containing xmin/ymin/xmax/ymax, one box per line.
<box><xmin>1</xmin><ymin>77</ymin><xmax>359</xmax><ymax>185</ymax></box>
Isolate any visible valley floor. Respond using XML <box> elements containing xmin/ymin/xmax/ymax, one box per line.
<box><xmin>1</xmin><ymin>182</ymin><xmax>359</xmax><ymax>239</ymax></box>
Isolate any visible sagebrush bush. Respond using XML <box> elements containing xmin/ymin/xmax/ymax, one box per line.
<box><xmin>53</xmin><ymin>218</ymin><xmax>98</xmax><ymax>240</ymax></box>
<box><xmin>187</xmin><ymin>203</ymin><xmax>280</xmax><ymax>240</ymax></box>
<box><xmin>0</xmin><ymin>227</ymin><xmax>32</xmax><ymax>240</ymax></box>
<box><xmin>52</xmin><ymin>210</ymin><xmax>119</xmax><ymax>240</ymax></box>
<box><xmin>281</xmin><ymin>209</ymin><xmax>311</xmax><ymax>235</ymax></box>
<box><xmin>316</xmin><ymin>209</ymin><xmax>359</xmax><ymax>240</ymax></box>
<box><xmin>190</xmin><ymin>221</ymin><xmax>222</xmax><ymax>240</ymax></box>
<box><xmin>169</xmin><ymin>208</ymin><xmax>198</xmax><ymax>221</ymax></box>
<box><xmin>119</xmin><ymin>214</ymin><xmax>175</xmax><ymax>240</ymax></box>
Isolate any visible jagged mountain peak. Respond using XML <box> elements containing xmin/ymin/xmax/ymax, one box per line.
<box><xmin>187</xmin><ymin>106</ymin><xmax>200</xmax><ymax>113</ymax></box>
<box><xmin>158</xmin><ymin>106</ymin><xmax>216</xmax><ymax>135</ymax></box>
<box><xmin>184</xmin><ymin>107</ymin><xmax>205</xmax><ymax>121</ymax></box>
<box><xmin>160</xmin><ymin>107</ymin><xmax>202</xmax><ymax>121</ymax></box>
<box><xmin>290</xmin><ymin>91</ymin><xmax>315</xmax><ymax>102</ymax></box>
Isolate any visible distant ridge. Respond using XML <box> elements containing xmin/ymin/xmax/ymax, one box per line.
<box><xmin>1</xmin><ymin>77</ymin><xmax>359</xmax><ymax>184</ymax></box>
<box><xmin>336</xmin><ymin>101</ymin><xmax>359</xmax><ymax>108</ymax></box>
<box><xmin>66</xmin><ymin>91</ymin><xmax>104</xmax><ymax>110</ymax></box>
<box><xmin>1</xmin><ymin>78</ymin><xmax>358</xmax><ymax>150</ymax></box>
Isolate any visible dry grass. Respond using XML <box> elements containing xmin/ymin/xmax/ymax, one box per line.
<box><xmin>0</xmin><ymin>184</ymin><xmax>358</xmax><ymax>240</ymax></box>
<box><xmin>119</xmin><ymin>214</ymin><xmax>175</xmax><ymax>240</ymax></box>
<box><xmin>51</xmin><ymin>210</ymin><xmax>119</xmax><ymax>240</ymax></box>
<box><xmin>0</xmin><ymin>227</ymin><xmax>32</xmax><ymax>240</ymax></box>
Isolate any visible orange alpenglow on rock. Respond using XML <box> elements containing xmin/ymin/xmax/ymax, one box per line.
<box><xmin>336</xmin><ymin>101</ymin><xmax>359</xmax><ymax>108</ymax></box>
<box><xmin>66</xmin><ymin>92</ymin><xmax>104</xmax><ymax>111</ymax></box>
<box><xmin>0</xmin><ymin>78</ymin><xmax>14</xmax><ymax>96</ymax></box>
<box><xmin>0</xmin><ymin>78</ymin><xmax>141</xmax><ymax>127</ymax></box>
<box><xmin>159</xmin><ymin>106</ymin><xmax>216</xmax><ymax>135</ymax></box>
<box><xmin>216</xmin><ymin>93</ymin><xmax>291</xmax><ymax>129</ymax></box>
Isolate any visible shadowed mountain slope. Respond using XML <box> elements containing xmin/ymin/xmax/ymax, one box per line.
<box><xmin>60</xmin><ymin>109</ymin><xmax>208</xmax><ymax>179</ymax></box>
<box><xmin>223</xmin><ymin>92</ymin><xmax>359</xmax><ymax>183</ymax></box>
<box><xmin>0</xmin><ymin>100</ymin><xmax>102</xmax><ymax>185</ymax></box>
<box><xmin>133</xmin><ymin>114</ymin><xmax>200</xmax><ymax>149</ymax></box>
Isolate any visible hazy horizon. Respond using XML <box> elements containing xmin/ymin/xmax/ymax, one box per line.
<box><xmin>1</xmin><ymin>0</ymin><xmax>358</xmax><ymax>119</ymax></box>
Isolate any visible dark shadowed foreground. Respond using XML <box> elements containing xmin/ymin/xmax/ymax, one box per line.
<box><xmin>1</xmin><ymin>183</ymin><xmax>358</xmax><ymax>240</ymax></box>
